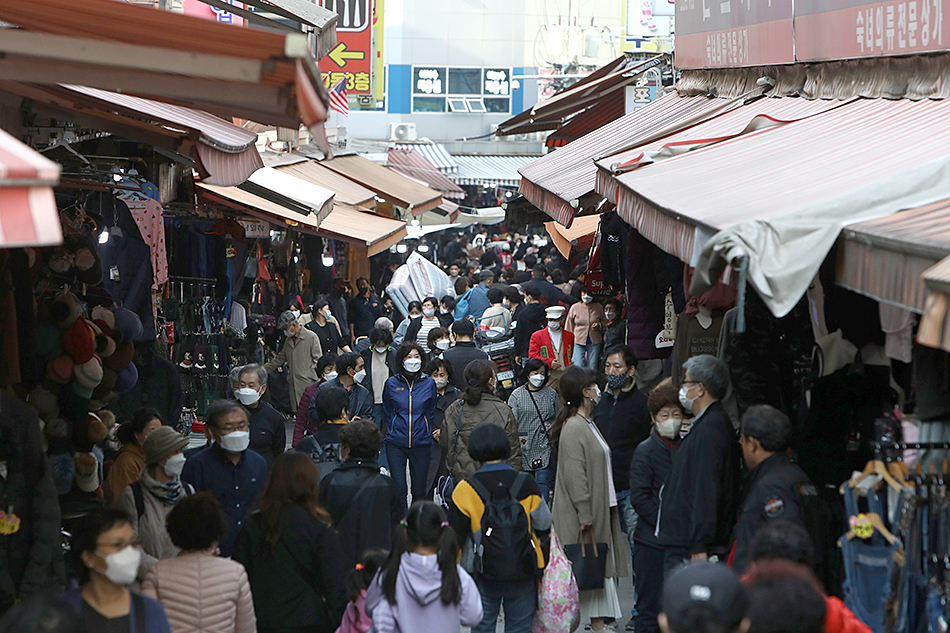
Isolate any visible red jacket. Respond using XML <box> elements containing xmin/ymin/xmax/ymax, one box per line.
<box><xmin>529</xmin><ymin>327</ymin><xmax>574</xmax><ymax>368</ymax></box>
<box><xmin>824</xmin><ymin>596</ymin><xmax>872</xmax><ymax>633</ymax></box>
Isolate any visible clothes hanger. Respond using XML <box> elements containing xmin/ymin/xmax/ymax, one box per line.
<box><xmin>843</xmin><ymin>512</ymin><xmax>898</xmax><ymax>545</ymax></box>
<box><xmin>847</xmin><ymin>459</ymin><xmax>906</xmax><ymax>493</ymax></box>
<box><xmin>40</xmin><ymin>138</ymin><xmax>92</xmax><ymax>165</ymax></box>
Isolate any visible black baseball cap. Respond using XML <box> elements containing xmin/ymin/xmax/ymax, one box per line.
<box><xmin>663</xmin><ymin>562</ymin><xmax>748</xmax><ymax>633</ymax></box>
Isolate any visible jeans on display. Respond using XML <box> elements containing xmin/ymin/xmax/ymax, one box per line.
<box><xmin>385</xmin><ymin>442</ymin><xmax>430</xmax><ymax>503</ymax></box>
<box><xmin>372</xmin><ymin>403</ymin><xmax>389</xmax><ymax>470</ymax></box>
<box><xmin>840</xmin><ymin>530</ymin><xmax>900</xmax><ymax>633</ymax></box>
<box><xmin>633</xmin><ymin>542</ymin><xmax>664</xmax><ymax>633</ymax></box>
<box><xmin>472</xmin><ymin>579</ymin><xmax>537</xmax><ymax>633</ymax></box>
<box><xmin>572</xmin><ymin>343</ymin><xmax>601</xmax><ymax>370</ymax></box>
<box><xmin>531</xmin><ymin>465</ymin><xmax>553</xmax><ymax>506</ymax></box>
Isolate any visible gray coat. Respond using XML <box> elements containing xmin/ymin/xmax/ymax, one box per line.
<box><xmin>263</xmin><ymin>326</ymin><xmax>323</xmax><ymax>408</ymax></box>
<box><xmin>551</xmin><ymin>414</ymin><xmax>629</xmax><ymax>579</ymax></box>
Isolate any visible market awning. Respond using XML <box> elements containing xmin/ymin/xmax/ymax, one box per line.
<box><xmin>393</xmin><ymin>143</ymin><xmax>458</xmax><ymax>173</ymax></box>
<box><xmin>497</xmin><ymin>54</ymin><xmax>666</xmax><ymax>136</ymax></box>
<box><xmin>453</xmin><ymin>155</ymin><xmax>541</xmax><ymax>188</ymax></box>
<box><xmin>196</xmin><ymin>182</ymin><xmax>323</xmax><ymax>235</ymax></box>
<box><xmin>0</xmin><ymin>126</ymin><xmax>62</xmax><ymax>247</ymax></box>
<box><xmin>275</xmin><ymin>159</ymin><xmax>377</xmax><ymax>208</ymax></box>
<box><xmin>318</xmin><ymin>154</ymin><xmax>442</xmax><ymax>215</ymax></box>
<box><xmin>608</xmin><ymin>97</ymin><xmax>950</xmax><ymax>318</ymax></box>
<box><xmin>545</xmin><ymin>90</ymin><xmax>626</xmax><ymax>148</ymax></box>
<box><xmin>502</xmin><ymin>195</ymin><xmax>548</xmax><ymax>226</ymax></box>
<box><xmin>316</xmin><ymin>203</ymin><xmax>407</xmax><ymax>257</ymax></box>
<box><xmin>194</xmin><ymin>0</ymin><xmax>337</xmax><ymax>59</ymax></box>
<box><xmin>387</xmin><ymin>148</ymin><xmax>466</xmax><ymax>200</ymax></box>
<box><xmin>0</xmin><ymin>83</ymin><xmax>264</xmax><ymax>186</ymax></box>
<box><xmin>242</xmin><ymin>166</ymin><xmax>335</xmax><ymax>225</ymax></box>
<box><xmin>545</xmin><ymin>213</ymin><xmax>602</xmax><ymax>258</ymax></box>
<box><xmin>918</xmin><ymin>256</ymin><xmax>950</xmax><ymax>353</ymax></box>
<box><xmin>0</xmin><ymin>0</ymin><xmax>332</xmax><ymax>153</ymax></box>
<box><xmin>519</xmin><ymin>91</ymin><xmax>736</xmax><ymax>228</ymax></box>
<box><xmin>837</xmin><ymin>200</ymin><xmax>950</xmax><ymax>313</ymax></box>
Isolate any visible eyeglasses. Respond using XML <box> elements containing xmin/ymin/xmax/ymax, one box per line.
<box><xmin>219</xmin><ymin>423</ymin><xmax>249</xmax><ymax>433</ymax></box>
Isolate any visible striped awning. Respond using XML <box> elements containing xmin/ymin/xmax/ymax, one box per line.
<box><xmin>837</xmin><ymin>200</ymin><xmax>950</xmax><ymax>313</ymax></box>
<box><xmin>453</xmin><ymin>155</ymin><xmax>542</xmax><ymax>188</ymax></box>
<box><xmin>393</xmin><ymin>143</ymin><xmax>458</xmax><ymax>173</ymax></box>
<box><xmin>918</xmin><ymin>255</ymin><xmax>950</xmax><ymax>353</ymax></box>
<box><xmin>387</xmin><ymin>148</ymin><xmax>466</xmax><ymax>199</ymax></box>
<box><xmin>545</xmin><ymin>91</ymin><xmax>626</xmax><ymax>148</ymax></box>
<box><xmin>315</xmin><ymin>203</ymin><xmax>407</xmax><ymax>257</ymax></box>
<box><xmin>518</xmin><ymin>92</ymin><xmax>737</xmax><ymax>228</ymax></box>
<box><xmin>0</xmin><ymin>126</ymin><xmax>62</xmax><ymax>248</ymax></box>
<box><xmin>319</xmin><ymin>154</ymin><xmax>442</xmax><ymax>215</ymax></box>
<box><xmin>197</xmin><ymin>182</ymin><xmax>324</xmax><ymax>235</ymax></box>
<box><xmin>607</xmin><ymin>97</ymin><xmax>950</xmax><ymax>318</ymax></box>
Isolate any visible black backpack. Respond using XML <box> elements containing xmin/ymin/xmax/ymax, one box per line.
<box><xmin>467</xmin><ymin>473</ymin><xmax>538</xmax><ymax>582</ymax></box>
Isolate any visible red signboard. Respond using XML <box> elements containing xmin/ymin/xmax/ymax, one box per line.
<box><xmin>796</xmin><ymin>0</ymin><xmax>950</xmax><ymax>61</ymax></box>
<box><xmin>675</xmin><ymin>0</ymin><xmax>794</xmax><ymax>69</ymax></box>
<box><xmin>319</xmin><ymin>0</ymin><xmax>374</xmax><ymax>95</ymax></box>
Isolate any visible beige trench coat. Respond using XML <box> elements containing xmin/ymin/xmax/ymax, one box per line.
<box><xmin>551</xmin><ymin>414</ymin><xmax>629</xmax><ymax>579</ymax></box>
<box><xmin>263</xmin><ymin>327</ymin><xmax>323</xmax><ymax>408</ymax></box>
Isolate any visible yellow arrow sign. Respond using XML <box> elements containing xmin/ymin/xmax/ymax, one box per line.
<box><xmin>327</xmin><ymin>42</ymin><xmax>366</xmax><ymax>68</ymax></box>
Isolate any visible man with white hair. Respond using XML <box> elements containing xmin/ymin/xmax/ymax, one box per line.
<box><xmin>657</xmin><ymin>354</ymin><xmax>742</xmax><ymax>573</ymax></box>
<box><xmin>235</xmin><ymin>363</ymin><xmax>286</xmax><ymax>468</ymax></box>
<box><xmin>263</xmin><ymin>310</ymin><xmax>323</xmax><ymax>409</ymax></box>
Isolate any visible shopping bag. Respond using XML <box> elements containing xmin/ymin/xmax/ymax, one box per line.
<box><xmin>562</xmin><ymin>531</ymin><xmax>608</xmax><ymax>591</ymax></box>
<box><xmin>532</xmin><ymin>530</ymin><xmax>581</xmax><ymax>633</ymax></box>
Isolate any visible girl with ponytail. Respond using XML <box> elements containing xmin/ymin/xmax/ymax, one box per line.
<box><xmin>365</xmin><ymin>501</ymin><xmax>483</xmax><ymax>633</ymax></box>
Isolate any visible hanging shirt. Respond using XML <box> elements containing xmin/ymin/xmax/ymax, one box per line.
<box><xmin>121</xmin><ymin>197</ymin><xmax>169</xmax><ymax>289</ymax></box>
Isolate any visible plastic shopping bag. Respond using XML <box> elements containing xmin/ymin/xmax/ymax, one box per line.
<box><xmin>532</xmin><ymin>530</ymin><xmax>581</xmax><ymax>633</ymax></box>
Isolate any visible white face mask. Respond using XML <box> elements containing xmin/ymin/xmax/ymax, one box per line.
<box><xmin>436</xmin><ymin>339</ymin><xmax>450</xmax><ymax>351</ymax></box>
<box><xmin>163</xmin><ymin>453</ymin><xmax>186</xmax><ymax>478</ymax></box>
<box><xmin>374</xmin><ymin>346</ymin><xmax>388</xmax><ymax>354</ymax></box>
<box><xmin>678</xmin><ymin>385</ymin><xmax>697</xmax><ymax>414</ymax></box>
<box><xmin>503</xmin><ymin>300</ymin><xmax>511</xmax><ymax>309</ymax></box>
<box><xmin>547</xmin><ymin>321</ymin><xmax>561</xmax><ymax>331</ymax></box>
<box><xmin>656</xmin><ymin>418</ymin><xmax>684</xmax><ymax>440</ymax></box>
<box><xmin>291</xmin><ymin>310</ymin><xmax>301</xmax><ymax>319</ymax></box>
<box><xmin>440</xmin><ymin>306</ymin><xmax>450</xmax><ymax>314</ymax></box>
<box><xmin>324</xmin><ymin>371</ymin><xmax>338</xmax><ymax>382</ymax></box>
<box><xmin>605</xmin><ymin>310</ymin><xmax>617</xmax><ymax>321</ymax></box>
<box><xmin>528</xmin><ymin>374</ymin><xmax>545</xmax><ymax>388</ymax></box>
<box><xmin>434</xmin><ymin>376</ymin><xmax>449</xmax><ymax>390</ymax></box>
<box><xmin>218</xmin><ymin>430</ymin><xmax>250</xmax><ymax>453</ymax></box>
<box><xmin>581</xmin><ymin>295</ymin><xmax>593</xmax><ymax>304</ymax></box>
<box><xmin>353</xmin><ymin>369</ymin><xmax>366</xmax><ymax>382</ymax></box>
<box><xmin>403</xmin><ymin>358</ymin><xmax>422</xmax><ymax>373</ymax></box>
<box><xmin>235</xmin><ymin>387</ymin><xmax>261</xmax><ymax>406</ymax></box>
<box><xmin>590</xmin><ymin>384</ymin><xmax>602</xmax><ymax>405</ymax></box>
<box><xmin>96</xmin><ymin>545</ymin><xmax>141</xmax><ymax>585</ymax></box>
<box><xmin>284</xmin><ymin>328</ymin><xmax>295</xmax><ymax>338</ymax></box>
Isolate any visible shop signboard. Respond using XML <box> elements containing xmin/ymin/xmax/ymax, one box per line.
<box><xmin>239</xmin><ymin>219</ymin><xmax>270</xmax><ymax>238</ymax></box>
<box><xmin>796</xmin><ymin>0</ymin><xmax>950</xmax><ymax>61</ymax></box>
<box><xmin>182</xmin><ymin>0</ymin><xmax>245</xmax><ymax>25</ymax></box>
<box><xmin>319</xmin><ymin>0</ymin><xmax>376</xmax><ymax>96</ymax></box>
<box><xmin>674</xmin><ymin>0</ymin><xmax>795</xmax><ymax>69</ymax></box>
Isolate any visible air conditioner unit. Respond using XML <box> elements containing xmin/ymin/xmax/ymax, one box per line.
<box><xmin>389</xmin><ymin>123</ymin><xmax>417</xmax><ymax>141</ymax></box>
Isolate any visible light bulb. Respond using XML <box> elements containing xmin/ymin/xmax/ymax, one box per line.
<box><xmin>411</xmin><ymin>219</ymin><xmax>420</xmax><ymax>226</ymax></box>
<box><xmin>322</xmin><ymin>255</ymin><xmax>334</xmax><ymax>267</ymax></box>
<box><xmin>98</xmin><ymin>228</ymin><xmax>110</xmax><ymax>244</ymax></box>
<box><xmin>418</xmin><ymin>244</ymin><xmax>430</xmax><ymax>253</ymax></box>
<box><xmin>396</xmin><ymin>243</ymin><xmax>408</xmax><ymax>253</ymax></box>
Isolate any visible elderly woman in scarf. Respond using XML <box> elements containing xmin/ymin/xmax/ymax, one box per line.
<box><xmin>113</xmin><ymin>426</ymin><xmax>193</xmax><ymax>586</ymax></box>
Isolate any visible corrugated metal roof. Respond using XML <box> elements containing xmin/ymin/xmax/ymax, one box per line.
<box><xmin>319</xmin><ymin>154</ymin><xmax>442</xmax><ymax>214</ymax></box>
<box><xmin>387</xmin><ymin>148</ymin><xmax>466</xmax><ymax>199</ymax></box>
<box><xmin>519</xmin><ymin>92</ymin><xmax>735</xmax><ymax>227</ymax></box>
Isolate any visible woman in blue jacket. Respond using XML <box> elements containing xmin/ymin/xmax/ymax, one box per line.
<box><xmin>383</xmin><ymin>341</ymin><xmax>438</xmax><ymax>502</ymax></box>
